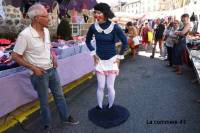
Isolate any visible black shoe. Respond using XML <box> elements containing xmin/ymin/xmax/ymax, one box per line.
<box><xmin>95</xmin><ymin>105</ymin><xmax>102</xmax><ymax>111</ymax></box>
<box><xmin>63</xmin><ymin>115</ymin><xmax>79</xmax><ymax>125</ymax></box>
<box><xmin>43</xmin><ymin>125</ymin><xmax>52</xmax><ymax>133</ymax></box>
<box><xmin>150</xmin><ymin>55</ymin><xmax>154</xmax><ymax>58</ymax></box>
<box><xmin>106</xmin><ymin>104</ymin><xmax>114</xmax><ymax>109</ymax></box>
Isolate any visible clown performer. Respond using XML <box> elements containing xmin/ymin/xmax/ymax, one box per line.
<box><xmin>86</xmin><ymin>3</ymin><xmax>128</xmax><ymax>110</ymax></box>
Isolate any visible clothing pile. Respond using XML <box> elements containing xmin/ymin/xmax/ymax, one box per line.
<box><xmin>0</xmin><ymin>44</ymin><xmax>19</xmax><ymax>71</ymax></box>
<box><xmin>187</xmin><ymin>35</ymin><xmax>200</xmax><ymax>49</ymax></box>
<box><xmin>51</xmin><ymin>38</ymin><xmax>90</xmax><ymax>59</ymax></box>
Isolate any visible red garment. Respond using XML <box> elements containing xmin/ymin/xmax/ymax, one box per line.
<box><xmin>141</xmin><ymin>27</ymin><xmax>149</xmax><ymax>44</ymax></box>
<box><xmin>0</xmin><ymin>39</ymin><xmax>11</xmax><ymax>45</ymax></box>
<box><xmin>128</xmin><ymin>37</ymin><xmax>139</xmax><ymax>49</ymax></box>
<box><xmin>135</xmin><ymin>45</ymin><xmax>139</xmax><ymax>49</ymax></box>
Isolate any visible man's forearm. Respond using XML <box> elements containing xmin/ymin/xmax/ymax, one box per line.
<box><xmin>11</xmin><ymin>52</ymin><xmax>35</xmax><ymax>70</ymax></box>
<box><xmin>180</xmin><ymin>24</ymin><xmax>190</xmax><ymax>36</ymax></box>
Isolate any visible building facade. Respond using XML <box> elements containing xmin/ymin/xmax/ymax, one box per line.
<box><xmin>121</xmin><ymin>0</ymin><xmax>141</xmax><ymax>14</ymax></box>
<box><xmin>112</xmin><ymin>0</ymin><xmax>160</xmax><ymax>14</ymax></box>
<box><xmin>112</xmin><ymin>0</ymin><xmax>193</xmax><ymax>14</ymax></box>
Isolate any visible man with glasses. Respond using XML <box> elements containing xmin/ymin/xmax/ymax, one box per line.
<box><xmin>12</xmin><ymin>3</ymin><xmax>79</xmax><ymax>132</ymax></box>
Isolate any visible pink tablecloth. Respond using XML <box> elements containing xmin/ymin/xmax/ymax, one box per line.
<box><xmin>0</xmin><ymin>53</ymin><xmax>94</xmax><ymax>117</ymax></box>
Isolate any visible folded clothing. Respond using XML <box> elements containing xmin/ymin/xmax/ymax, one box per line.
<box><xmin>0</xmin><ymin>62</ymin><xmax>19</xmax><ymax>71</ymax></box>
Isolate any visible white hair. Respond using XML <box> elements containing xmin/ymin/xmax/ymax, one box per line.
<box><xmin>27</xmin><ymin>3</ymin><xmax>46</xmax><ymax>20</ymax></box>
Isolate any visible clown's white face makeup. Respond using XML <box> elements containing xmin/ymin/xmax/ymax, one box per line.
<box><xmin>93</xmin><ymin>10</ymin><xmax>105</xmax><ymax>23</ymax></box>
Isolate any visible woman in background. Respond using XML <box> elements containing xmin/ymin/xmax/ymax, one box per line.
<box><xmin>141</xmin><ymin>22</ymin><xmax>151</xmax><ymax>51</ymax></box>
<box><xmin>164</xmin><ymin>20</ymin><xmax>180</xmax><ymax>67</ymax></box>
<box><xmin>127</xmin><ymin>22</ymin><xmax>138</xmax><ymax>60</ymax></box>
<box><xmin>173</xmin><ymin>14</ymin><xmax>191</xmax><ymax>75</ymax></box>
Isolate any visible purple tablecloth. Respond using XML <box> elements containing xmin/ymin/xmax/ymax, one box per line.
<box><xmin>0</xmin><ymin>53</ymin><xmax>94</xmax><ymax>117</ymax></box>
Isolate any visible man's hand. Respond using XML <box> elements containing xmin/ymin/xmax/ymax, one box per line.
<box><xmin>114</xmin><ymin>58</ymin><xmax>120</xmax><ymax>67</ymax></box>
<box><xmin>31</xmin><ymin>66</ymin><xmax>46</xmax><ymax>76</ymax></box>
<box><xmin>93</xmin><ymin>55</ymin><xmax>100</xmax><ymax>66</ymax></box>
<box><xmin>51</xmin><ymin>51</ymin><xmax>57</xmax><ymax>68</ymax></box>
<box><xmin>52</xmin><ymin>58</ymin><xmax>58</xmax><ymax>68</ymax></box>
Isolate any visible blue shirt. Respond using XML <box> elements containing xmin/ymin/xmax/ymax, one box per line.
<box><xmin>86</xmin><ymin>21</ymin><xmax>128</xmax><ymax>60</ymax></box>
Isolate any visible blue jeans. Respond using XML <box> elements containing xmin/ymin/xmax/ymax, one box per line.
<box><xmin>30</xmin><ymin>68</ymin><xmax>69</xmax><ymax>126</ymax></box>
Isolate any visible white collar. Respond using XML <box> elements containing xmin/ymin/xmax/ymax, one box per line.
<box><xmin>29</xmin><ymin>25</ymin><xmax>48</xmax><ymax>38</ymax></box>
<box><xmin>94</xmin><ymin>22</ymin><xmax>115</xmax><ymax>34</ymax></box>
<box><xmin>28</xmin><ymin>25</ymin><xmax>50</xmax><ymax>43</ymax></box>
<box><xmin>29</xmin><ymin>25</ymin><xmax>40</xmax><ymax>38</ymax></box>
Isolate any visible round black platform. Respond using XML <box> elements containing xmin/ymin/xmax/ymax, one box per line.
<box><xmin>88</xmin><ymin>104</ymin><xmax>130</xmax><ymax>128</ymax></box>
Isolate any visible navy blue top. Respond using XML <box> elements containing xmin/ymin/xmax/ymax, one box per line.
<box><xmin>86</xmin><ymin>21</ymin><xmax>128</xmax><ymax>60</ymax></box>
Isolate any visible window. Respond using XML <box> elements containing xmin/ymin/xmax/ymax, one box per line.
<box><xmin>71</xmin><ymin>24</ymin><xmax>80</xmax><ymax>36</ymax></box>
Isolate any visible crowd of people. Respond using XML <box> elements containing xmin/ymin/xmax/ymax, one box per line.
<box><xmin>124</xmin><ymin>14</ymin><xmax>192</xmax><ymax>75</ymax></box>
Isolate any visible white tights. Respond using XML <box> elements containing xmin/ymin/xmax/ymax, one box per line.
<box><xmin>96</xmin><ymin>73</ymin><xmax>116</xmax><ymax>108</ymax></box>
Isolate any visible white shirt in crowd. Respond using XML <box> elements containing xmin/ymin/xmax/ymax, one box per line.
<box><xmin>13</xmin><ymin>25</ymin><xmax>53</xmax><ymax>72</ymax></box>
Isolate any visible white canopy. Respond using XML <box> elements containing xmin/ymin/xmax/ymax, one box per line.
<box><xmin>114</xmin><ymin>11</ymin><xmax>144</xmax><ymax>19</ymax></box>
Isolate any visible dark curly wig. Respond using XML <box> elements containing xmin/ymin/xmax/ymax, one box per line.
<box><xmin>94</xmin><ymin>3</ymin><xmax>115</xmax><ymax>19</ymax></box>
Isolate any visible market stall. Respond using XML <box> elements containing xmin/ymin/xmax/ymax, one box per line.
<box><xmin>187</xmin><ymin>34</ymin><xmax>200</xmax><ymax>83</ymax></box>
